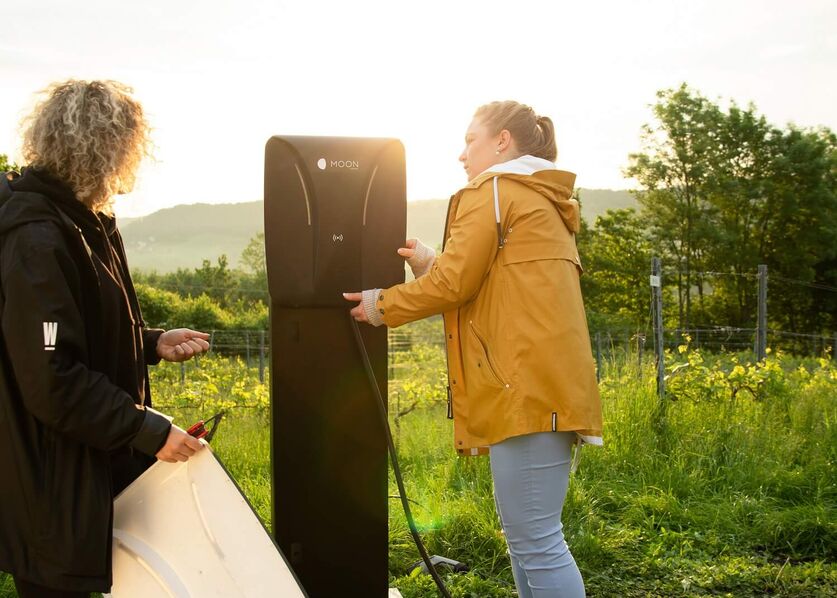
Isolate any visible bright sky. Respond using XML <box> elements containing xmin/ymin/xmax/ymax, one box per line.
<box><xmin>1</xmin><ymin>0</ymin><xmax>835</xmax><ymax>217</ymax></box>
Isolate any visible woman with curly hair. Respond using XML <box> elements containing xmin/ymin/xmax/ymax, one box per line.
<box><xmin>0</xmin><ymin>80</ymin><xmax>210</xmax><ymax>597</ymax></box>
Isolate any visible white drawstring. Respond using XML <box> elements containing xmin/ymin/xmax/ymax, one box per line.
<box><xmin>493</xmin><ymin>176</ymin><xmax>504</xmax><ymax>248</ymax></box>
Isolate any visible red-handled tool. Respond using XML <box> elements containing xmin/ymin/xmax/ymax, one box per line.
<box><xmin>186</xmin><ymin>411</ymin><xmax>225</xmax><ymax>442</ymax></box>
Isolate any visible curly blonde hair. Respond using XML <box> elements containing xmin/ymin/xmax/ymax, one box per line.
<box><xmin>20</xmin><ymin>80</ymin><xmax>151</xmax><ymax>212</ymax></box>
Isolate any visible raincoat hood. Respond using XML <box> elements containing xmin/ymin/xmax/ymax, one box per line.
<box><xmin>468</xmin><ymin>155</ymin><xmax>580</xmax><ymax>234</ymax></box>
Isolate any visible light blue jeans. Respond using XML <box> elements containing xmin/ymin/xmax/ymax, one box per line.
<box><xmin>490</xmin><ymin>431</ymin><xmax>585</xmax><ymax>598</ymax></box>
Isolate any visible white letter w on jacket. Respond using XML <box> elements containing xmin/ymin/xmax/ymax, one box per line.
<box><xmin>43</xmin><ymin>321</ymin><xmax>58</xmax><ymax>351</ymax></box>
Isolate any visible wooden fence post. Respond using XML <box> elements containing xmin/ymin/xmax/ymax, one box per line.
<box><xmin>259</xmin><ymin>330</ymin><xmax>266</xmax><ymax>383</ymax></box>
<box><xmin>246</xmin><ymin>330</ymin><xmax>251</xmax><ymax>368</ymax></box>
<box><xmin>651</xmin><ymin>257</ymin><xmax>665</xmax><ymax>403</ymax></box>
<box><xmin>756</xmin><ymin>264</ymin><xmax>768</xmax><ymax>361</ymax></box>
<box><xmin>638</xmin><ymin>333</ymin><xmax>645</xmax><ymax>379</ymax></box>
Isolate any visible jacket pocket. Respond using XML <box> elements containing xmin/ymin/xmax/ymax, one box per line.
<box><xmin>468</xmin><ymin>321</ymin><xmax>507</xmax><ymax>387</ymax></box>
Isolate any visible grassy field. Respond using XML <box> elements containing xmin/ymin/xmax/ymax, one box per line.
<box><xmin>1</xmin><ymin>334</ymin><xmax>835</xmax><ymax>597</ymax></box>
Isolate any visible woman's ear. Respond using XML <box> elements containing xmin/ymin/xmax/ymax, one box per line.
<box><xmin>497</xmin><ymin>129</ymin><xmax>512</xmax><ymax>153</ymax></box>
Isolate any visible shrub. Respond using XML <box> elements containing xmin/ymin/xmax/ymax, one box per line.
<box><xmin>173</xmin><ymin>293</ymin><xmax>232</xmax><ymax>330</ymax></box>
<box><xmin>135</xmin><ymin>283</ymin><xmax>182</xmax><ymax>328</ymax></box>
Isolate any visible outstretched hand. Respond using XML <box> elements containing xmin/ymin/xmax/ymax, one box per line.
<box><xmin>156</xmin><ymin>328</ymin><xmax>211</xmax><ymax>362</ymax></box>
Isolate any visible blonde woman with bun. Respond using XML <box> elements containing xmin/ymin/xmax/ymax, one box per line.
<box><xmin>0</xmin><ymin>80</ymin><xmax>210</xmax><ymax>597</ymax></box>
<box><xmin>346</xmin><ymin>101</ymin><xmax>601</xmax><ymax>597</ymax></box>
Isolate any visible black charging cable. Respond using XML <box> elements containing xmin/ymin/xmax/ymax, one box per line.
<box><xmin>349</xmin><ymin>316</ymin><xmax>452</xmax><ymax>598</ymax></box>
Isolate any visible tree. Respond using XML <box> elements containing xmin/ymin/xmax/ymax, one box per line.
<box><xmin>194</xmin><ymin>255</ymin><xmax>231</xmax><ymax>289</ymax></box>
<box><xmin>699</xmin><ymin>101</ymin><xmax>777</xmax><ymax>326</ymax></box>
<box><xmin>240</xmin><ymin>233</ymin><xmax>266</xmax><ymax>278</ymax></box>
<box><xmin>758</xmin><ymin>126</ymin><xmax>837</xmax><ymax>333</ymax></box>
<box><xmin>134</xmin><ymin>283</ymin><xmax>182</xmax><ymax>328</ymax></box>
<box><xmin>0</xmin><ymin>154</ymin><xmax>20</xmax><ymax>173</ymax></box>
<box><xmin>626</xmin><ymin>84</ymin><xmax>724</xmax><ymax>329</ymax></box>
<box><xmin>173</xmin><ymin>294</ymin><xmax>231</xmax><ymax>331</ymax></box>
<box><xmin>704</xmin><ymin>111</ymin><xmax>837</xmax><ymax>332</ymax></box>
<box><xmin>627</xmin><ymin>84</ymin><xmax>837</xmax><ymax>334</ymax></box>
<box><xmin>577</xmin><ymin>208</ymin><xmax>652</xmax><ymax>330</ymax></box>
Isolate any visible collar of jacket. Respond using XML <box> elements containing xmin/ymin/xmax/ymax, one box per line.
<box><xmin>464</xmin><ymin>156</ymin><xmax>576</xmax><ymax>193</ymax></box>
<box><xmin>2</xmin><ymin>168</ymin><xmax>124</xmax><ymax>269</ymax></box>
<box><xmin>453</xmin><ymin>156</ymin><xmax>580</xmax><ymax>234</ymax></box>
<box><xmin>13</xmin><ymin>170</ymin><xmax>143</xmax><ymax>325</ymax></box>
<box><xmin>478</xmin><ymin>154</ymin><xmax>557</xmax><ymax>176</ymax></box>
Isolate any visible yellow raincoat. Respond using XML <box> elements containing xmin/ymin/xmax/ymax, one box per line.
<box><xmin>377</xmin><ymin>158</ymin><xmax>602</xmax><ymax>454</ymax></box>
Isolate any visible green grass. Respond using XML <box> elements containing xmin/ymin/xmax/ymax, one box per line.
<box><xmin>169</xmin><ymin>347</ymin><xmax>836</xmax><ymax>596</ymax></box>
<box><xmin>1</xmin><ymin>345</ymin><xmax>834</xmax><ymax>597</ymax></box>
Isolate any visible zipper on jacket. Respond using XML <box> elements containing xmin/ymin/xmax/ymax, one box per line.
<box><xmin>446</xmin><ymin>386</ymin><xmax>453</xmax><ymax>419</ymax></box>
<box><xmin>468</xmin><ymin>321</ymin><xmax>507</xmax><ymax>387</ymax></box>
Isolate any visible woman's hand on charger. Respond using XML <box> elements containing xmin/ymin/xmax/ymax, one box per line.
<box><xmin>343</xmin><ymin>239</ymin><xmax>435</xmax><ymax>326</ymax></box>
<box><xmin>399</xmin><ymin>238</ymin><xmax>436</xmax><ymax>278</ymax></box>
<box><xmin>343</xmin><ymin>292</ymin><xmax>368</xmax><ymax>323</ymax></box>
<box><xmin>397</xmin><ymin>238</ymin><xmax>418</xmax><ymax>261</ymax></box>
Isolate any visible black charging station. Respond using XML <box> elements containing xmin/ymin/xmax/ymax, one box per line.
<box><xmin>265</xmin><ymin>136</ymin><xmax>406</xmax><ymax>597</ymax></box>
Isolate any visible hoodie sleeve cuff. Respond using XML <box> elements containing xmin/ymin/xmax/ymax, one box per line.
<box><xmin>129</xmin><ymin>407</ymin><xmax>172</xmax><ymax>456</ymax></box>
<box><xmin>407</xmin><ymin>239</ymin><xmax>436</xmax><ymax>278</ymax></box>
<box><xmin>143</xmin><ymin>328</ymin><xmax>165</xmax><ymax>366</ymax></box>
<box><xmin>362</xmin><ymin>288</ymin><xmax>385</xmax><ymax>327</ymax></box>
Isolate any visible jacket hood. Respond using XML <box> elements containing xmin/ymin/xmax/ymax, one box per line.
<box><xmin>468</xmin><ymin>155</ymin><xmax>580</xmax><ymax>233</ymax></box>
<box><xmin>0</xmin><ymin>170</ymin><xmax>68</xmax><ymax>235</ymax></box>
<box><xmin>0</xmin><ymin>168</ymin><xmax>113</xmax><ymax>243</ymax></box>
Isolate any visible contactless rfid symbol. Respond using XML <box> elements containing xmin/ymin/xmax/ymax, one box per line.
<box><xmin>43</xmin><ymin>321</ymin><xmax>58</xmax><ymax>351</ymax></box>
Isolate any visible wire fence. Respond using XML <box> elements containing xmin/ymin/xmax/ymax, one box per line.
<box><xmin>173</xmin><ymin>323</ymin><xmax>835</xmax><ymax>385</ymax></box>
<box><xmin>591</xmin><ymin>326</ymin><xmax>836</xmax><ymax>354</ymax></box>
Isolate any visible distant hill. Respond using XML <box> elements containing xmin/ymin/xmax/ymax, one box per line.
<box><xmin>578</xmin><ymin>188</ymin><xmax>638</xmax><ymax>223</ymax></box>
<box><xmin>121</xmin><ymin>202</ymin><xmax>265</xmax><ymax>272</ymax></box>
<box><xmin>121</xmin><ymin>188</ymin><xmax>637</xmax><ymax>273</ymax></box>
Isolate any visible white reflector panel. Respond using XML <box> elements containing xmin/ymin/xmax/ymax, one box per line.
<box><xmin>107</xmin><ymin>445</ymin><xmax>305</xmax><ymax>597</ymax></box>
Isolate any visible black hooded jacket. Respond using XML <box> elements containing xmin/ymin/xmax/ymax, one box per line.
<box><xmin>0</xmin><ymin>169</ymin><xmax>172</xmax><ymax>592</ymax></box>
